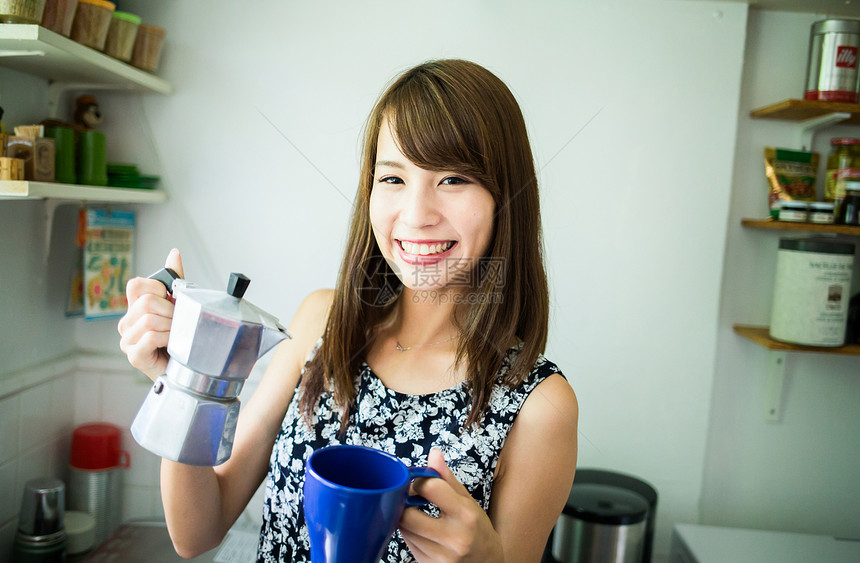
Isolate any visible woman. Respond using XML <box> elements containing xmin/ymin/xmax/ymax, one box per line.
<box><xmin>119</xmin><ymin>59</ymin><xmax>578</xmax><ymax>562</ymax></box>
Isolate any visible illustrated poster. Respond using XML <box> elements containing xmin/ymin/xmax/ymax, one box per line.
<box><xmin>83</xmin><ymin>208</ymin><xmax>134</xmax><ymax>319</ymax></box>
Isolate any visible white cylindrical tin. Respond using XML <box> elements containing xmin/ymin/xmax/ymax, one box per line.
<box><xmin>770</xmin><ymin>238</ymin><xmax>855</xmax><ymax>347</ymax></box>
<box><xmin>805</xmin><ymin>19</ymin><xmax>860</xmax><ymax>103</ymax></box>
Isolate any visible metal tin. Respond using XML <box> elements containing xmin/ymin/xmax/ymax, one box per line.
<box><xmin>18</xmin><ymin>478</ymin><xmax>65</xmax><ymax>537</ymax></box>
<box><xmin>770</xmin><ymin>238</ymin><xmax>855</xmax><ymax>347</ymax></box>
<box><xmin>805</xmin><ymin>19</ymin><xmax>860</xmax><ymax>103</ymax></box>
<box><xmin>69</xmin><ymin>467</ymin><xmax>122</xmax><ymax>545</ymax></box>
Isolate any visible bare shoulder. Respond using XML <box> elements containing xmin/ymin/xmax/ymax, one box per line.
<box><xmin>279</xmin><ymin>288</ymin><xmax>335</xmax><ymax>374</ymax></box>
<box><xmin>290</xmin><ymin>289</ymin><xmax>335</xmax><ymax>339</ymax></box>
<box><xmin>518</xmin><ymin>373</ymin><xmax>578</xmax><ymax>432</ymax></box>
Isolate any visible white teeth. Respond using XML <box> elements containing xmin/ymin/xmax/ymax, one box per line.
<box><xmin>400</xmin><ymin>241</ymin><xmax>453</xmax><ymax>256</ymax></box>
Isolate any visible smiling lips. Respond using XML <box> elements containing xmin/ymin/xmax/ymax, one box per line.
<box><xmin>396</xmin><ymin>239</ymin><xmax>457</xmax><ymax>265</ymax></box>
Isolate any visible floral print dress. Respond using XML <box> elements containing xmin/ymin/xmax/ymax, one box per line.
<box><xmin>256</xmin><ymin>341</ymin><xmax>564</xmax><ymax>562</ymax></box>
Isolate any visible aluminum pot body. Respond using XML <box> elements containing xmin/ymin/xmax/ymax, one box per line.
<box><xmin>131</xmin><ymin>269</ymin><xmax>289</xmax><ymax>466</ymax></box>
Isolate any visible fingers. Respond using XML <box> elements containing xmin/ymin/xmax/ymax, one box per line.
<box><xmin>411</xmin><ymin>449</ymin><xmax>471</xmax><ymax>512</ymax></box>
<box><xmin>125</xmin><ymin>276</ymin><xmax>169</xmax><ymax>307</ymax></box>
<box><xmin>400</xmin><ymin>502</ymin><xmax>489</xmax><ymax>561</ymax></box>
<box><xmin>400</xmin><ymin>449</ymin><xmax>502</xmax><ymax>561</ymax></box>
<box><xmin>165</xmin><ymin>248</ymin><xmax>185</xmax><ymax>279</ymax></box>
<box><xmin>119</xmin><ymin>300</ymin><xmax>174</xmax><ymax>344</ymax></box>
<box><xmin>116</xmin><ymin>248</ymin><xmax>183</xmax><ymax>379</ymax></box>
<box><xmin>427</xmin><ymin>448</ymin><xmax>463</xmax><ymax>492</ymax></box>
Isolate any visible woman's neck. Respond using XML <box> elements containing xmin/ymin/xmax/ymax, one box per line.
<box><xmin>392</xmin><ymin>287</ymin><xmax>463</xmax><ymax>347</ymax></box>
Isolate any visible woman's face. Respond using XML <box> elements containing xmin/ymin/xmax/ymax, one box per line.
<box><xmin>369</xmin><ymin>118</ymin><xmax>496</xmax><ymax>293</ymax></box>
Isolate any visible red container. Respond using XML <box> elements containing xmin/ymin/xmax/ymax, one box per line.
<box><xmin>70</xmin><ymin>422</ymin><xmax>130</xmax><ymax>470</ymax></box>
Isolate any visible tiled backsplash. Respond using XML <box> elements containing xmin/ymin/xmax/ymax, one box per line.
<box><xmin>0</xmin><ymin>352</ymin><xmax>161</xmax><ymax>559</ymax></box>
<box><xmin>0</xmin><ymin>351</ymin><xmax>267</xmax><ymax>560</ymax></box>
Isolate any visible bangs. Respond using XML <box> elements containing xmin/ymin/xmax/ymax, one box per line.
<box><xmin>382</xmin><ymin>71</ymin><xmax>490</xmax><ymax>182</ymax></box>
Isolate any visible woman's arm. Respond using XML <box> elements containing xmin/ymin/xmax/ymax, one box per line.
<box><xmin>488</xmin><ymin>373</ymin><xmax>578</xmax><ymax>560</ymax></box>
<box><xmin>157</xmin><ymin>289</ymin><xmax>334</xmax><ymax>557</ymax></box>
<box><xmin>400</xmin><ymin>374</ymin><xmax>578</xmax><ymax>562</ymax></box>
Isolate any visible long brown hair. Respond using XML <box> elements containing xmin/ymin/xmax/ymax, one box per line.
<box><xmin>300</xmin><ymin>59</ymin><xmax>549</xmax><ymax>430</ymax></box>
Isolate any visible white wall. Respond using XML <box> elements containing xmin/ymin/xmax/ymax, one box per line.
<box><xmin>86</xmin><ymin>1</ymin><xmax>747</xmax><ymax>558</ymax></box>
<box><xmin>19</xmin><ymin>1</ymin><xmax>860</xmax><ymax>561</ymax></box>
<box><xmin>703</xmin><ymin>9</ymin><xmax>860</xmax><ymax>538</ymax></box>
<box><xmin>0</xmin><ymin>69</ymin><xmax>79</xmax><ymax>375</ymax></box>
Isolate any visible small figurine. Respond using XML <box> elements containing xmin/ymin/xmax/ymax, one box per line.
<box><xmin>73</xmin><ymin>95</ymin><xmax>102</xmax><ymax>130</ymax></box>
<box><xmin>41</xmin><ymin>95</ymin><xmax>103</xmax><ymax>132</ymax></box>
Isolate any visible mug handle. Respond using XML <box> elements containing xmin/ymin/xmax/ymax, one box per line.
<box><xmin>405</xmin><ymin>467</ymin><xmax>441</xmax><ymax>507</ymax></box>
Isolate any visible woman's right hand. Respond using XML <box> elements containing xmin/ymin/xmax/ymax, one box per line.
<box><xmin>118</xmin><ymin>248</ymin><xmax>185</xmax><ymax>381</ymax></box>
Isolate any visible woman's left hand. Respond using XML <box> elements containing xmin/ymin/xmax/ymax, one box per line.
<box><xmin>399</xmin><ymin>448</ymin><xmax>504</xmax><ymax>562</ymax></box>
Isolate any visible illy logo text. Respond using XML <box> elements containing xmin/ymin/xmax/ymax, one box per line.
<box><xmin>836</xmin><ymin>46</ymin><xmax>858</xmax><ymax>68</ymax></box>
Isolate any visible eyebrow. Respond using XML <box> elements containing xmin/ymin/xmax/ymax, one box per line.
<box><xmin>374</xmin><ymin>160</ymin><xmax>405</xmax><ymax>169</ymax></box>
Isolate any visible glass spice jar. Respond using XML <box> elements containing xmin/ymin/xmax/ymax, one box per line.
<box><xmin>778</xmin><ymin>200</ymin><xmax>809</xmax><ymax>222</ymax></box>
<box><xmin>825</xmin><ymin>138</ymin><xmax>860</xmax><ymax>202</ymax></box>
<box><xmin>836</xmin><ymin>181</ymin><xmax>860</xmax><ymax>225</ymax></box>
<box><xmin>809</xmin><ymin>201</ymin><xmax>835</xmax><ymax>224</ymax></box>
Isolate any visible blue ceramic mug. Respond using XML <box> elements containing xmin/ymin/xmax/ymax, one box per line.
<box><xmin>303</xmin><ymin>444</ymin><xmax>440</xmax><ymax>563</ymax></box>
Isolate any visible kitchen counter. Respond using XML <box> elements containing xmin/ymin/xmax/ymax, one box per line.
<box><xmin>670</xmin><ymin>524</ymin><xmax>860</xmax><ymax>562</ymax></box>
<box><xmin>82</xmin><ymin>520</ymin><xmax>259</xmax><ymax>562</ymax></box>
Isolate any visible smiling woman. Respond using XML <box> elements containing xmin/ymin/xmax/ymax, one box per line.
<box><xmin>118</xmin><ymin>58</ymin><xmax>577</xmax><ymax>563</ymax></box>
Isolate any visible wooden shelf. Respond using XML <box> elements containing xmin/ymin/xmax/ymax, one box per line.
<box><xmin>750</xmin><ymin>99</ymin><xmax>860</xmax><ymax>126</ymax></box>
<box><xmin>741</xmin><ymin>217</ymin><xmax>860</xmax><ymax>236</ymax></box>
<box><xmin>0</xmin><ymin>180</ymin><xmax>166</xmax><ymax>204</ymax></box>
<box><xmin>733</xmin><ymin>325</ymin><xmax>860</xmax><ymax>356</ymax></box>
<box><xmin>0</xmin><ymin>24</ymin><xmax>170</xmax><ymax>94</ymax></box>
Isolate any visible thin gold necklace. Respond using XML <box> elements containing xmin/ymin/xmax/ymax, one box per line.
<box><xmin>394</xmin><ymin>334</ymin><xmax>457</xmax><ymax>352</ymax></box>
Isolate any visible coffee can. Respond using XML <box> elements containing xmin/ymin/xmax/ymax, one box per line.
<box><xmin>770</xmin><ymin>237</ymin><xmax>855</xmax><ymax>347</ymax></box>
<box><xmin>804</xmin><ymin>19</ymin><xmax>860</xmax><ymax>103</ymax></box>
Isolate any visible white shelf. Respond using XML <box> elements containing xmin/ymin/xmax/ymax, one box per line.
<box><xmin>0</xmin><ymin>23</ymin><xmax>171</xmax><ymax>94</ymax></box>
<box><xmin>0</xmin><ymin>180</ymin><xmax>166</xmax><ymax>203</ymax></box>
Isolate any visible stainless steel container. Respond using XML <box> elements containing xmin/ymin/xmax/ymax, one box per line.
<box><xmin>69</xmin><ymin>467</ymin><xmax>123</xmax><ymax>545</ymax></box>
<box><xmin>805</xmin><ymin>19</ymin><xmax>860</xmax><ymax>103</ymax></box>
<box><xmin>552</xmin><ymin>484</ymin><xmax>648</xmax><ymax>563</ymax></box>
<box><xmin>18</xmin><ymin>477</ymin><xmax>65</xmax><ymax>536</ymax></box>
<box><xmin>14</xmin><ymin>477</ymin><xmax>67</xmax><ymax>562</ymax></box>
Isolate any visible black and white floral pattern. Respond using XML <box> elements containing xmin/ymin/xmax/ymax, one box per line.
<box><xmin>257</xmin><ymin>341</ymin><xmax>563</xmax><ymax>563</ymax></box>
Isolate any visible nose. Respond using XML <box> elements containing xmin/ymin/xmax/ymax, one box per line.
<box><xmin>400</xmin><ymin>183</ymin><xmax>441</xmax><ymax>228</ymax></box>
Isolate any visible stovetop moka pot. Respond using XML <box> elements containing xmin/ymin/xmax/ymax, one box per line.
<box><xmin>131</xmin><ymin>268</ymin><xmax>290</xmax><ymax>466</ymax></box>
